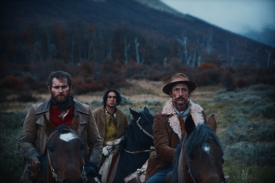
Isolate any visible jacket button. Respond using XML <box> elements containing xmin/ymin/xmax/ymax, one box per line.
<box><xmin>54</xmin><ymin>107</ymin><xmax>57</xmax><ymax>110</ymax></box>
<box><xmin>58</xmin><ymin>115</ymin><xmax>62</xmax><ymax>118</ymax></box>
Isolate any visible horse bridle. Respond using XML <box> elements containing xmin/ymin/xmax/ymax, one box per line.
<box><xmin>47</xmin><ymin>129</ymin><xmax>86</xmax><ymax>183</ymax></box>
<box><xmin>135</xmin><ymin>116</ymin><xmax>153</xmax><ymax>139</ymax></box>
<box><xmin>123</xmin><ymin>116</ymin><xmax>154</xmax><ymax>154</ymax></box>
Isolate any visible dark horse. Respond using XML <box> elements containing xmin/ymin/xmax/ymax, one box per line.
<box><xmin>168</xmin><ymin>115</ymin><xmax>226</xmax><ymax>183</ymax></box>
<box><xmin>112</xmin><ymin>107</ymin><xmax>154</xmax><ymax>183</ymax></box>
<box><xmin>43</xmin><ymin>117</ymin><xmax>88</xmax><ymax>183</ymax></box>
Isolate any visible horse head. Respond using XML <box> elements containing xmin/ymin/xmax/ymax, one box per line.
<box><xmin>171</xmin><ymin>115</ymin><xmax>226</xmax><ymax>183</ymax></box>
<box><xmin>45</xmin><ymin>117</ymin><xmax>85</xmax><ymax>183</ymax></box>
<box><xmin>129</xmin><ymin>107</ymin><xmax>154</xmax><ymax>147</ymax></box>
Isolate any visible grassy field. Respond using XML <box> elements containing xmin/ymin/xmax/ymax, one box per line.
<box><xmin>0</xmin><ymin>80</ymin><xmax>274</xmax><ymax>183</ymax></box>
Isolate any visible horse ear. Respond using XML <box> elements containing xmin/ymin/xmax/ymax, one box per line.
<box><xmin>70</xmin><ymin>117</ymin><xmax>79</xmax><ymax>134</ymax></box>
<box><xmin>185</xmin><ymin>115</ymin><xmax>195</xmax><ymax>137</ymax></box>
<box><xmin>207</xmin><ymin>114</ymin><xmax>217</xmax><ymax>133</ymax></box>
<box><xmin>144</xmin><ymin>107</ymin><xmax>149</xmax><ymax>113</ymax></box>
<box><xmin>45</xmin><ymin>116</ymin><xmax>55</xmax><ymax>137</ymax></box>
<box><xmin>130</xmin><ymin>108</ymin><xmax>139</xmax><ymax>119</ymax></box>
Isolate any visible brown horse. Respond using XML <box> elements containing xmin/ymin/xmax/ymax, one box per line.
<box><xmin>167</xmin><ymin>115</ymin><xmax>226</xmax><ymax>183</ymax></box>
<box><xmin>44</xmin><ymin>117</ymin><xmax>87</xmax><ymax>183</ymax></box>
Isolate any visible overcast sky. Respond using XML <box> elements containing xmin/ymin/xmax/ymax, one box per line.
<box><xmin>160</xmin><ymin>0</ymin><xmax>275</xmax><ymax>35</ymax></box>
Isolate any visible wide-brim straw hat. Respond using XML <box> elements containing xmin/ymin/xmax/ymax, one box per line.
<box><xmin>162</xmin><ymin>73</ymin><xmax>197</xmax><ymax>95</ymax></box>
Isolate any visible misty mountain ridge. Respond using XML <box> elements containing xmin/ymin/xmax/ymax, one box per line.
<box><xmin>243</xmin><ymin>26</ymin><xmax>275</xmax><ymax>48</ymax></box>
<box><xmin>0</xmin><ymin>0</ymin><xmax>274</xmax><ymax>67</ymax></box>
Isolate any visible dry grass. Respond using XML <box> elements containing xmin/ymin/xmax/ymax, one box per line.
<box><xmin>0</xmin><ymin>80</ymin><xmax>222</xmax><ymax>113</ymax></box>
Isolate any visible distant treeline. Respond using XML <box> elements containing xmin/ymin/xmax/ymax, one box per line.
<box><xmin>0</xmin><ymin>22</ymin><xmax>275</xmax><ymax>100</ymax></box>
<box><xmin>2</xmin><ymin>20</ymin><xmax>266</xmax><ymax>68</ymax></box>
<box><xmin>1</xmin><ymin>57</ymin><xmax>274</xmax><ymax>102</ymax></box>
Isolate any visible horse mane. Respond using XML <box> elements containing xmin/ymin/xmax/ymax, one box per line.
<box><xmin>171</xmin><ymin>124</ymin><xmax>223</xmax><ymax>183</ymax></box>
<box><xmin>140</xmin><ymin>111</ymin><xmax>154</xmax><ymax>125</ymax></box>
<box><xmin>53</xmin><ymin>124</ymin><xmax>71</xmax><ymax>133</ymax></box>
<box><xmin>184</xmin><ymin>124</ymin><xmax>223</xmax><ymax>159</ymax></box>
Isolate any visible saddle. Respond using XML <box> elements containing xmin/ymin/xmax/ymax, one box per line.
<box><xmin>123</xmin><ymin>160</ymin><xmax>148</xmax><ymax>183</ymax></box>
<box><xmin>99</xmin><ymin>138</ymin><xmax>124</xmax><ymax>183</ymax></box>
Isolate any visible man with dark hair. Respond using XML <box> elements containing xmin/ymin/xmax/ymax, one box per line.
<box><xmin>93</xmin><ymin>89</ymin><xmax>129</xmax><ymax>145</ymax></box>
<box><xmin>145</xmin><ymin>73</ymin><xmax>208</xmax><ymax>183</ymax></box>
<box><xmin>18</xmin><ymin>70</ymin><xmax>103</xmax><ymax>182</ymax></box>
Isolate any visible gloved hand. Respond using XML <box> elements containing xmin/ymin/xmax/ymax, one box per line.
<box><xmin>37</xmin><ymin>155</ymin><xmax>47</xmax><ymax>173</ymax></box>
<box><xmin>84</xmin><ymin>162</ymin><xmax>99</xmax><ymax>177</ymax></box>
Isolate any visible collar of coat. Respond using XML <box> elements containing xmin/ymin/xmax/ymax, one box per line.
<box><xmin>34</xmin><ymin>100</ymin><xmax>89</xmax><ymax>115</ymax></box>
<box><xmin>161</xmin><ymin>98</ymin><xmax>204</xmax><ymax>139</ymax></box>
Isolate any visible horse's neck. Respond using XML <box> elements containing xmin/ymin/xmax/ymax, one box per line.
<box><xmin>124</xmin><ymin>135</ymin><xmax>150</xmax><ymax>151</ymax></box>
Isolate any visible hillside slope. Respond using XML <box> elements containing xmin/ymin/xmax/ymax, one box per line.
<box><xmin>0</xmin><ymin>0</ymin><xmax>274</xmax><ymax>66</ymax></box>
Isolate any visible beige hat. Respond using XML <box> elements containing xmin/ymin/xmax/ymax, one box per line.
<box><xmin>162</xmin><ymin>73</ymin><xmax>197</xmax><ymax>95</ymax></box>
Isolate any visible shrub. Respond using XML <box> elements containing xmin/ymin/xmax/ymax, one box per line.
<box><xmin>235</xmin><ymin>78</ymin><xmax>246</xmax><ymax>88</ymax></box>
<box><xmin>197</xmin><ymin>62</ymin><xmax>217</xmax><ymax>71</ymax></box>
<box><xmin>222</xmin><ymin>118</ymin><xmax>275</xmax><ymax>144</ymax></box>
<box><xmin>22</xmin><ymin>75</ymin><xmax>41</xmax><ymax>90</ymax></box>
<box><xmin>120</xmin><ymin>95</ymin><xmax>132</xmax><ymax>105</ymax></box>
<box><xmin>123</xmin><ymin>61</ymin><xmax>145</xmax><ymax>78</ymax></box>
<box><xmin>225</xmin><ymin>142</ymin><xmax>275</xmax><ymax>166</ymax></box>
<box><xmin>72</xmin><ymin>76</ymin><xmax>96</xmax><ymax>94</ymax></box>
<box><xmin>252</xmin><ymin>103</ymin><xmax>275</xmax><ymax>118</ymax></box>
<box><xmin>16</xmin><ymin>92</ymin><xmax>38</xmax><ymax>102</ymax></box>
<box><xmin>146</xmin><ymin>64</ymin><xmax>165</xmax><ymax>81</ymax></box>
<box><xmin>132</xmin><ymin>74</ymin><xmax>145</xmax><ymax>80</ymax></box>
<box><xmin>221</xmin><ymin>71</ymin><xmax>235</xmax><ymax>91</ymax></box>
<box><xmin>90</xmin><ymin>100</ymin><xmax>103</xmax><ymax>107</ymax></box>
<box><xmin>248</xmin><ymin>84</ymin><xmax>275</xmax><ymax>92</ymax></box>
<box><xmin>0</xmin><ymin>75</ymin><xmax>26</xmax><ymax>90</ymax></box>
<box><xmin>144</xmin><ymin>100</ymin><xmax>162</xmax><ymax>106</ymax></box>
<box><xmin>193</xmin><ymin>68</ymin><xmax>221</xmax><ymax>86</ymax></box>
<box><xmin>0</xmin><ymin>111</ymin><xmax>26</xmax><ymax>182</ymax></box>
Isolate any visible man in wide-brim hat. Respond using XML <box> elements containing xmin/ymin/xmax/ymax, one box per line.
<box><xmin>145</xmin><ymin>73</ymin><xmax>208</xmax><ymax>183</ymax></box>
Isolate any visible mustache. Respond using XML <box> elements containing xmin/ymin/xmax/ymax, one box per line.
<box><xmin>175</xmin><ymin>97</ymin><xmax>188</xmax><ymax>102</ymax></box>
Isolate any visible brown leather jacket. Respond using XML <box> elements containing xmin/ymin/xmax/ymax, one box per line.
<box><xmin>92</xmin><ymin>106</ymin><xmax>129</xmax><ymax>143</ymax></box>
<box><xmin>18</xmin><ymin>100</ymin><xmax>103</xmax><ymax>176</ymax></box>
<box><xmin>145</xmin><ymin>99</ymin><xmax>207</xmax><ymax>181</ymax></box>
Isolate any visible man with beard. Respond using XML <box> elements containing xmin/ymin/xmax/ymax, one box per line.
<box><xmin>145</xmin><ymin>73</ymin><xmax>207</xmax><ymax>183</ymax></box>
<box><xmin>93</xmin><ymin>89</ymin><xmax>128</xmax><ymax>145</ymax></box>
<box><xmin>18</xmin><ymin>71</ymin><xmax>103</xmax><ymax>182</ymax></box>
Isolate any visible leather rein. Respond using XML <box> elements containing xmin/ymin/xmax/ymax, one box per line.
<box><xmin>123</xmin><ymin>116</ymin><xmax>155</xmax><ymax>154</ymax></box>
<box><xmin>46</xmin><ymin>129</ymin><xmax>86</xmax><ymax>183</ymax></box>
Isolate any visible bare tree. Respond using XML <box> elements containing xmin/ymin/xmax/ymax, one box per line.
<box><xmin>40</xmin><ymin>21</ymin><xmax>55</xmax><ymax>60</ymax></box>
<box><xmin>206</xmin><ymin>28</ymin><xmax>213</xmax><ymax>54</ymax></box>
<box><xmin>163</xmin><ymin>57</ymin><xmax>167</xmax><ymax>66</ymax></box>
<box><xmin>124</xmin><ymin>38</ymin><xmax>131</xmax><ymax>64</ymax></box>
<box><xmin>134</xmin><ymin>38</ymin><xmax>140</xmax><ymax>64</ymax></box>
<box><xmin>176</xmin><ymin>36</ymin><xmax>190</xmax><ymax>65</ymax></box>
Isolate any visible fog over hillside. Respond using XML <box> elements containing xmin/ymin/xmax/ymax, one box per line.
<box><xmin>243</xmin><ymin>27</ymin><xmax>275</xmax><ymax>48</ymax></box>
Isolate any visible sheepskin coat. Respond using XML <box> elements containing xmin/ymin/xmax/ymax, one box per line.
<box><xmin>145</xmin><ymin>99</ymin><xmax>207</xmax><ymax>181</ymax></box>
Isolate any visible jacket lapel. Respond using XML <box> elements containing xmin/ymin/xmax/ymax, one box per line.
<box><xmin>74</xmin><ymin>101</ymin><xmax>89</xmax><ymax>136</ymax></box>
<box><xmin>35</xmin><ymin>102</ymin><xmax>50</xmax><ymax>155</ymax></box>
<box><xmin>162</xmin><ymin>99</ymin><xmax>204</xmax><ymax>140</ymax></box>
<box><xmin>115</xmin><ymin>109</ymin><xmax>122</xmax><ymax>138</ymax></box>
<box><xmin>100</xmin><ymin>106</ymin><xmax>106</xmax><ymax>131</ymax></box>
